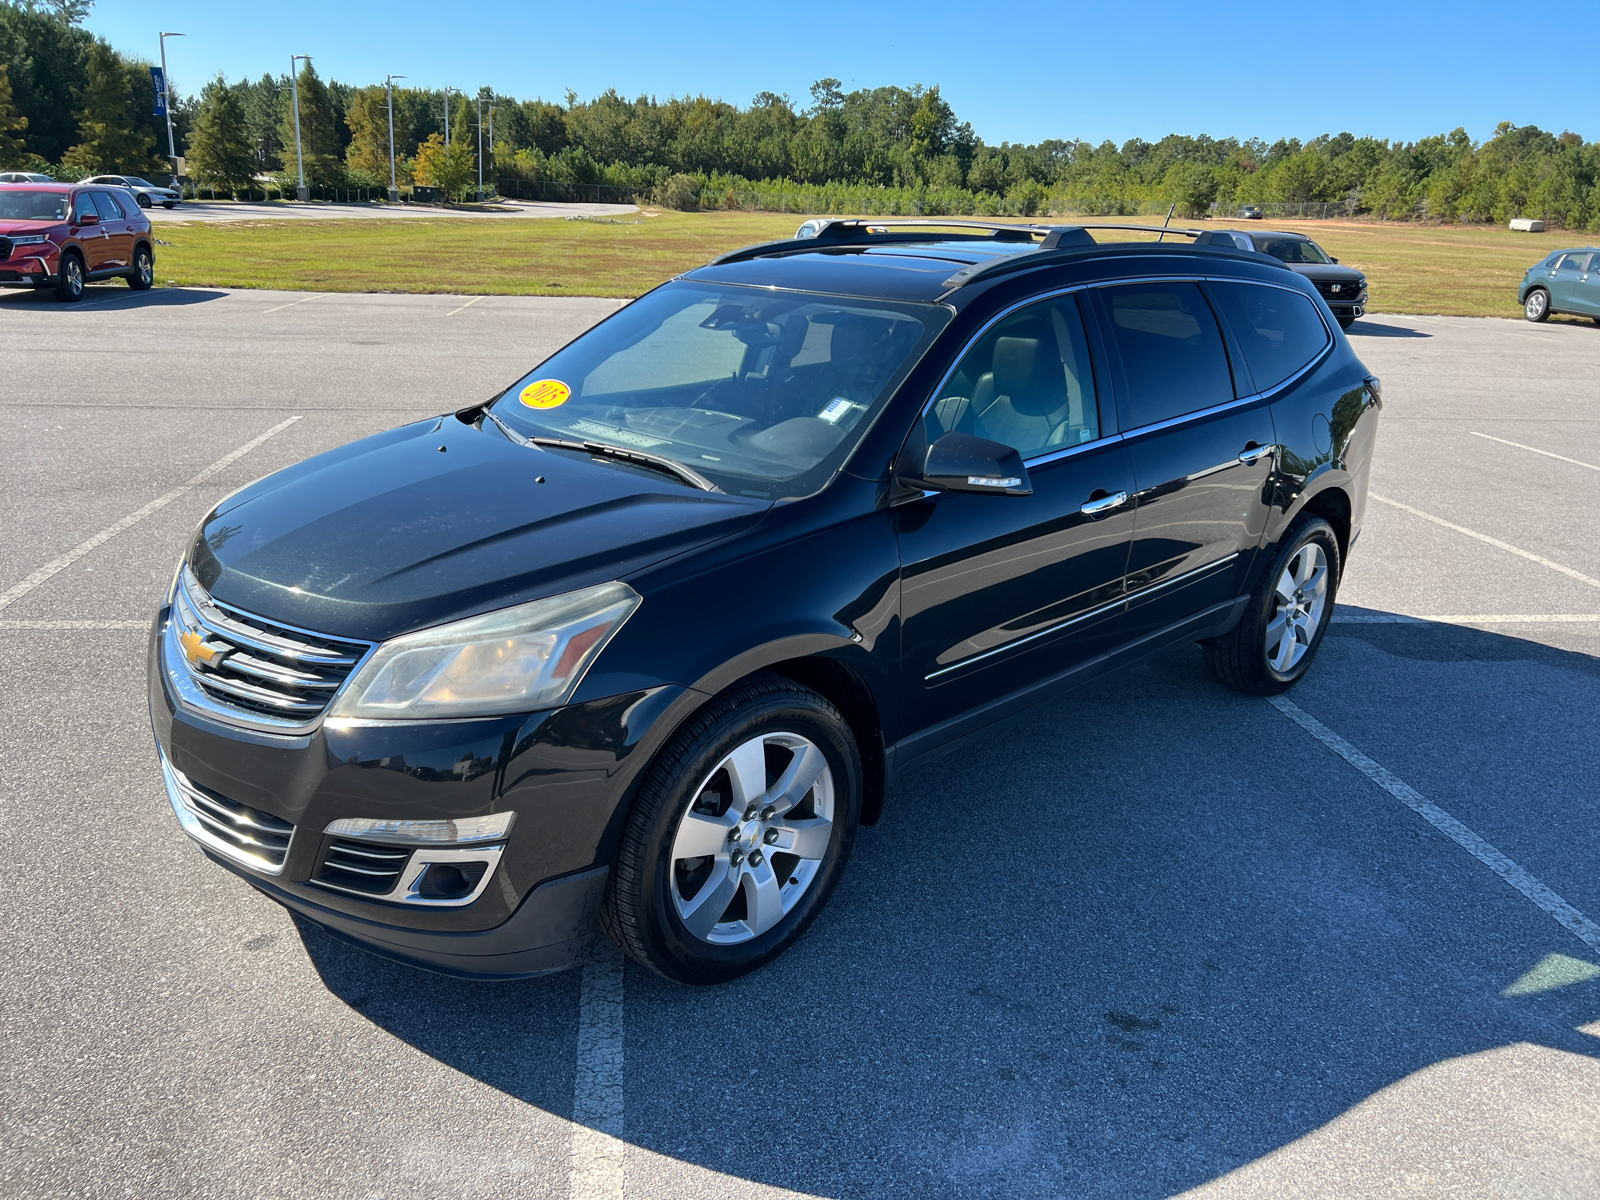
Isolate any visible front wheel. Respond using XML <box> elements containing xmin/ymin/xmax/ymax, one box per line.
<box><xmin>162</xmin><ymin>202</ymin><xmax>177</xmax><ymax>209</ymax></box>
<box><xmin>1204</xmin><ymin>515</ymin><xmax>1341</xmax><ymax>695</ymax></box>
<box><xmin>1336</xmin><ymin>315</ymin><xmax>1355</xmax><ymax>330</ymax></box>
<box><xmin>603</xmin><ymin>673</ymin><xmax>861</xmax><ymax>984</ymax></box>
<box><xmin>1524</xmin><ymin>289</ymin><xmax>1551</xmax><ymax>322</ymax></box>
<box><xmin>54</xmin><ymin>252</ymin><xmax>85</xmax><ymax>302</ymax></box>
<box><xmin>127</xmin><ymin>245</ymin><xmax>154</xmax><ymax>290</ymax></box>
<box><xmin>136</xmin><ymin>193</ymin><xmax>152</xmax><ymax>209</ymax></box>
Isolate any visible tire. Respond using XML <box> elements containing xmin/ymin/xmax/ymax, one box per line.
<box><xmin>1336</xmin><ymin>315</ymin><xmax>1355</xmax><ymax>330</ymax></box>
<box><xmin>1204</xmin><ymin>514</ymin><xmax>1341</xmax><ymax>695</ymax></box>
<box><xmin>54</xmin><ymin>251</ymin><xmax>85</xmax><ymax>302</ymax></box>
<box><xmin>603</xmin><ymin>672</ymin><xmax>862</xmax><ymax>984</ymax></box>
<box><xmin>127</xmin><ymin>245</ymin><xmax>154</xmax><ymax>290</ymax></box>
<box><xmin>162</xmin><ymin>202</ymin><xmax>177</xmax><ymax>209</ymax></box>
<box><xmin>1524</xmin><ymin>288</ymin><xmax>1551</xmax><ymax>322</ymax></box>
<box><xmin>136</xmin><ymin>193</ymin><xmax>151</xmax><ymax>209</ymax></box>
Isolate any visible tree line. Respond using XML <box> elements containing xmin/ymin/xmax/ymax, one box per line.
<box><xmin>4</xmin><ymin>0</ymin><xmax>1598</xmax><ymax>228</ymax></box>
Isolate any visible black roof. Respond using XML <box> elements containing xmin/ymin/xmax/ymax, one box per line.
<box><xmin>684</xmin><ymin>219</ymin><xmax>1290</xmax><ymax>304</ymax></box>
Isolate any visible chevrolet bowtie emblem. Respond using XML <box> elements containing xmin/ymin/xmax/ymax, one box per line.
<box><xmin>180</xmin><ymin>629</ymin><xmax>223</xmax><ymax>667</ymax></box>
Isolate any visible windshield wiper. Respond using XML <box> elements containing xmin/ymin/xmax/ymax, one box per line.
<box><xmin>530</xmin><ymin>437</ymin><xmax>719</xmax><ymax>492</ymax></box>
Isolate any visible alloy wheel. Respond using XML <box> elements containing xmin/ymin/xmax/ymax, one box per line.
<box><xmin>1265</xmin><ymin>542</ymin><xmax>1329</xmax><ymax>673</ymax></box>
<box><xmin>1525</xmin><ymin>291</ymin><xmax>1548</xmax><ymax>321</ymax></box>
<box><xmin>63</xmin><ymin>257</ymin><xmax>83</xmax><ymax>297</ymax></box>
<box><xmin>135</xmin><ymin>251</ymin><xmax>153</xmax><ymax>287</ymax></box>
<box><xmin>668</xmin><ymin>731</ymin><xmax>834</xmax><ymax>945</ymax></box>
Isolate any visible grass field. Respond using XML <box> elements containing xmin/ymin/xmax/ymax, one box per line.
<box><xmin>151</xmin><ymin>209</ymin><xmax>1597</xmax><ymax>320</ymax></box>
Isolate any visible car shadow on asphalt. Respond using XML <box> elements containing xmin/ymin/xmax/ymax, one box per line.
<box><xmin>0</xmin><ymin>285</ymin><xmax>227</xmax><ymax>311</ymax></box>
<box><xmin>1346</xmin><ymin>320</ymin><xmax>1430</xmax><ymax>338</ymax></box>
<box><xmin>297</xmin><ymin>609</ymin><xmax>1600</xmax><ymax>1199</ymax></box>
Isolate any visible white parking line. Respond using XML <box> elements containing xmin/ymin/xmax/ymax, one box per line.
<box><xmin>0</xmin><ymin>416</ymin><xmax>302</xmax><ymax>613</ymax></box>
<box><xmin>1369</xmin><ymin>493</ymin><xmax>1600</xmax><ymax>591</ymax></box>
<box><xmin>570</xmin><ymin>939</ymin><xmax>626</xmax><ymax>1200</ymax></box>
<box><xmin>444</xmin><ymin>295</ymin><xmax>487</xmax><ymax>317</ymax></box>
<box><xmin>1267</xmin><ymin>696</ymin><xmax>1600</xmax><ymax>955</ymax></box>
<box><xmin>260</xmin><ymin>293</ymin><xmax>324</xmax><ymax>314</ymax></box>
<box><xmin>1333</xmin><ymin>613</ymin><xmax>1600</xmax><ymax>625</ymax></box>
<box><xmin>0</xmin><ymin>619</ymin><xmax>147</xmax><ymax>629</ymax></box>
<box><xmin>1470</xmin><ymin>432</ymin><xmax>1600</xmax><ymax>473</ymax></box>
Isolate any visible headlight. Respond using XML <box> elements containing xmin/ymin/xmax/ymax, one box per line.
<box><xmin>327</xmin><ymin>581</ymin><xmax>640</xmax><ymax>720</ymax></box>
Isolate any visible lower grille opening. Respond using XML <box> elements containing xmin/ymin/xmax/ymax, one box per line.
<box><xmin>313</xmin><ymin>840</ymin><xmax>412</xmax><ymax>896</ymax></box>
<box><xmin>181</xmin><ymin>778</ymin><xmax>293</xmax><ymax>868</ymax></box>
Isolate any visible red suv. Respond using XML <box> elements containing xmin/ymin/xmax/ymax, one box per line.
<box><xmin>0</xmin><ymin>183</ymin><xmax>155</xmax><ymax>301</ymax></box>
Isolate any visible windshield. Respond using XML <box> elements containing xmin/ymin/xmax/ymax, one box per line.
<box><xmin>122</xmin><ymin>177</ymin><xmax>152</xmax><ymax>187</ymax></box>
<box><xmin>0</xmin><ymin>190</ymin><xmax>69</xmax><ymax>221</ymax></box>
<box><xmin>1260</xmin><ymin>238</ymin><xmax>1331</xmax><ymax>265</ymax></box>
<box><xmin>489</xmin><ymin>281</ymin><xmax>950</xmax><ymax>498</ymax></box>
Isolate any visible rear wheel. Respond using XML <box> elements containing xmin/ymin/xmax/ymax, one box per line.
<box><xmin>54</xmin><ymin>252</ymin><xmax>84</xmax><ymax>302</ymax></box>
<box><xmin>603</xmin><ymin>673</ymin><xmax>861</xmax><ymax>984</ymax></box>
<box><xmin>1524</xmin><ymin>289</ymin><xmax>1551</xmax><ymax>322</ymax></box>
<box><xmin>127</xmin><ymin>245</ymin><xmax>154</xmax><ymax>290</ymax></box>
<box><xmin>1204</xmin><ymin>515</ymin><xmax>1340</xmax><ymax>695</ymax></box>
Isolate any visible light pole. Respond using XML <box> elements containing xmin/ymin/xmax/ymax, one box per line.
<box><xmin>385</xmin><ymin>74</ymin><xmax>405</xmax><ymax>202</ymax></box>
<box><xmin>475</xmin><ymin>93</ymin><xmax>483</xmax><ymax>201</ymax></box>
<box><xmin>442</xmin><ymin>87</ymin><xmax>453</xmax><ymax>148</ymax></box>
<box><xmin>158</xmin><ymin>32</ymin><xmax>184</xmax><ymax>191</ymax></box>
<box><xmin>487</xmin><ymin>104</ymin><xmax>498</xmax><ymax>198</ymax></box>
<box><xmin>290</xmin><ymin>55</ymin><xmax>311</xmax><ymax>201</ymax></box>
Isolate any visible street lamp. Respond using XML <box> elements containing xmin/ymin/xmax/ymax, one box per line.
<box><xmin>385</xmin><ymin>74</ymin><xmax>406</xmax><ymax>202</ymax></box>
<box><xmin>290</xmin><ymin>54</ymin><xmax>311</xmax><ymax>201</ymax></box>
<box><xmin>158</xmin><ymin>32</ymin><xmax>184</xmax><ymax>191</ymax></box>
<box><xmin>487</xmin><ymin>104</ymin><xmax>498</xmax><ymax>197</ymax></box>
<box><xmin>442</xmin><ymin>87</ymin><xmax>453</xmax><ymax>148</ymax></box>
<box><xmin>475</xmin><ymin>93</ymin><xmax>483</xmax><ymax>201</ymax></box>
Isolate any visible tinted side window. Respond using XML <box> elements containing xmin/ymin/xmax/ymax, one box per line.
<box><xmin>925</xmin><ymin>294</ymin><xmax>1100</xmax><ymax>459</ymax></box>
<box><xmin>91</xmin><ymin>191</ymin><xmax>123</xmax><ymax>220</ymax></box>
<box><xmin>1556</xmin><ymin>253</ymin><xmax>1587</xmax><ymax>272</ymax></box>
<box><xmin>1208</xmin><ymin>282</ymin><xmax>1330</xmax><ymax>393</ymax></box>
<box><xmin>1101</xmin><ymin>282</ymin><xmax>1234</xmax><ymax>428</ymax></box>
<box><xmin>72</xmin><ymin>192</ymin><xmax>96</xmax><ymax>222</ymax></box>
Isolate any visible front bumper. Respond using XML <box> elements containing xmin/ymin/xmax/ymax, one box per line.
<box><xmin>148</xmin><ymin>607</ymin><xmax>694</xmax><ymax>977</ymax></box>
<box><xmin>0</xmin><ymin>245</ymin><xmax>57</xmax><ymax>287</ymax></box>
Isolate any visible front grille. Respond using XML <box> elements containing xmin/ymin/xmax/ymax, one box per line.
<box><xmin>1316</xmin><ymin>279</ymin><xmax>1363</xmax><ymax>301</ymax></box>
<box><xmin>314</xmin><ymin>840</ymin><xmax>413</xmax><ymax>897</ymax></box>
<box><xmin>166</xmin><ymin>764</ymin><xmax>294</xmax><ymax>870</ymax></box>
<box><xmin>170</xmin><ymin>568</ymin><xmax>373</xmax><ymax>729</ymax></box>
<box><xmin>0</xmin><ymin>238</ymin><xmax>13</xmax><ymax>261</ymax></box>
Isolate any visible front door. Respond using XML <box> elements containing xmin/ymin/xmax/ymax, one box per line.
<box><xmin>1549</xmin><ymin>252</ymin><xmax>1589</xmax><ymax>313</ymax></box>
<box><xmin>1571</xmin><ymin>252</ymin><xmax>1600</xmax><ymax>316</ymax></box>
<box><xmin>895</xmin><ymin>293</ymin><xmax>1136</xmax><ymax>740</ymax></box>
<box><xmin>1089</xmin><ymin>281</ymin><xmax>1277</xmax><ymax>642</ymax></box>
<box><xmin>69</xmin><ymin>190</ymin><xmax>110</xmax><ymax>271</ymax></box>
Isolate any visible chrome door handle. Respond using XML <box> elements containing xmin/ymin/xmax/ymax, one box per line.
<box><xmin>1080</xmin><ymin>490</ymin><xmax>1129</xmax><ymax>516</ymax></box>
<box><xmin>1238</xmin><ymin>444</ymin><xmax>1276</xmax><ymax>465</ymax></box>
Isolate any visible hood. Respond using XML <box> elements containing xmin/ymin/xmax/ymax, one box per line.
<box><xmin>189</xmin><ymin>415</ymin><xmax>771</xmax><ymax>642</ymax></box>
<box><xmin>1285</xmin><ymin>262</ymin><xmax>1364</xmax><ymax>283</ymax></box>
<box><xmin>0</xmin><ymin>220</ymin><xmax>62</xmax><ymax>235</ymax></box>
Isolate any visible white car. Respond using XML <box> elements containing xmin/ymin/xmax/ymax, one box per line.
<box><xmin>79</xmin><ymin>175</ymin><xmax>181</xmax><ymax>209</ymax></box>
<box><xmin>0</xmin><ymin>171</ymin><xmax>57</xmax><ymax>184</ymax></box>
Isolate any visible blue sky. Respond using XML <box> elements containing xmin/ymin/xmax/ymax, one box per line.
<box><xmin>89</xmin><ymin>0</ymin><xmax>1598</xmax><ymax>147</ymax></box>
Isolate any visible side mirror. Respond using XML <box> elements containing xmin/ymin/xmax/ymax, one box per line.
<box><xmin>76</xmin><ymin>212</ymin><xmax>99</xmax><ymax>226</ymax></box>
<box><xmin>1330</xmin><ymin>256</ymin><xmax>1339</xmax><ymax>263</ymax></box>
<box><xmin>913</xmin><ymin>431</ymin><xmax>1032</xmax><ymax>496</ymax></box>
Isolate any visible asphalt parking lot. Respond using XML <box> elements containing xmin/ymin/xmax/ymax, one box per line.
<box><xmin>3</xmin><ymin>284</ymin><xmax>1599</xmax><ymax>1199</ymax></box>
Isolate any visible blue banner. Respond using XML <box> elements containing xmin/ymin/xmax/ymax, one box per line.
<box><xmin>151</xmin><ymin>66</ymin><xmax>167</xmax><ymax>117</ymax></box>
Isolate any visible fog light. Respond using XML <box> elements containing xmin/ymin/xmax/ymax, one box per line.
<box><xmin>324</xmin><ymin>812</ymin><xmax>514</xmax><ymax>844</ymax></box>
<box><xmin>416</xmin><ymin>861</ymin><xmax>489</xmax><ymax>900</ymax></box>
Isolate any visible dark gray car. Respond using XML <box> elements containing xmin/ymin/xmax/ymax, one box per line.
<box><xmin>1200</xmin><ymin>230</ymin><xmax>1366</xmax><ymax>328</ymax></box>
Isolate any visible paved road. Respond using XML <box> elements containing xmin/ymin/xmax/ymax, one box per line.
<box><xmin>3</xmin><ymin>287</ymin><xmax>1599</xmax><ymax>1199</ymax></box>
<box><xmin>152</xmin><ymin>198</ymin><xmax>641</xmax><ymax>223</ymax></box>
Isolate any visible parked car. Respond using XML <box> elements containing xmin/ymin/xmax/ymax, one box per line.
<box><xmin>150</xmin><ymin>218</ymin><xmax>1381</xmax><ymax>984</ymax></box>
<box><xmin>0</xmin><ymin>182</ymin><xmax>155</xmax><ymax>300</ymax></box>
<box><xmin>79</xmin><ymin>174</ymin><xmax>181</xmax><ymax>209</ymax></box>
<box><xmin>1519</xmin><ymin>247</ymin><xmax>1600</xmax><ymax>323</ymax></box>
<box><xmin>0</xmin><ymin>171</ymin><xmax>57</xmax><ymax>183</ymax></box>
<box><xmin>1239</xmin><ymin>206</ymin><xmax>1264</xmax><ymax>220</ymax></box>
<box><xmin>1199</xmin><ymin>229</ymin><xmax>1367</xmax><ymax>328</ymax></box>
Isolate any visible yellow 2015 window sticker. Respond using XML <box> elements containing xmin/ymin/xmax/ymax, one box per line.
<box><xmin>519</xmin><ymin>379</ymin><xmax>571</xmax><ymax>409</ymax></box>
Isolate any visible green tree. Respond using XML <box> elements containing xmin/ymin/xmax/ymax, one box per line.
<box><xmin>65</xmin><ymin>38</ymin><xmax>154</xmax><ymax>174</ymax></box>
<box><xmin>0</xmin><ymin>63</ymin><xmax>28</xmax><ymax>166</ymax></box>
<box><xmin>412</xmin><ymin>131</ymin><xmax>474</xmax><ymax>199</ymax></box>
<box><xmin>187</xmin><ymin>75</ymin><xmax>256</xmax><ymax>194</ymax></box>
<box><xmin>278</xmin><ymin>58</ymin><xmax>341</xmax><ymax>185</ymax></box>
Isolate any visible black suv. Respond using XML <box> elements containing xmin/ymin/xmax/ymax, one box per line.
<box><xmin>149</xmin><ymin>220</ymin><xmax>1380</xmax><ymax>984</ymax></box>
<box><xmin>1199</xmin><ymin>229</ymin><xmax>1367</xmax><ymax>328</ymax></box>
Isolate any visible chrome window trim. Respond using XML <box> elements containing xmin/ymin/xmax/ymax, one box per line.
<box><xmin>915</xmin><ymin>272</ymin><xmax>1332</xmax><ymax>471</ymax></box>
<box><xmin>158</xmin><ymin>747</ymin><xmax>290</xmax><ymax>876</ymax></box>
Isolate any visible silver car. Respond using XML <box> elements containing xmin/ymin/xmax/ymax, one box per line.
<box><xmin>79</xmin><ymin>174</ymin><xmax>181</xmax><ymax>209</ymax></box>
<box><xmin>0</xmin><ymin>171</ymin><xmax>57</xmax><ymax>184</ymax></box>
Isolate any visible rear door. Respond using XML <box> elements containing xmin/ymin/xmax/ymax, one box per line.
<box><xmin>89</xmin><ymin>190</ymin><xmax>132</xmax><ymax>269</ymax></box>
<box><xmin>895</xmin><ymin>292</ymin><xmax>1136</xmax><ymax>738</ymax></box>
<box><xmin>1088</xmin><ymin>280</ymin><xmax>1277</xmax><ymax>642</ymax></box>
